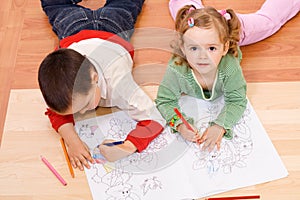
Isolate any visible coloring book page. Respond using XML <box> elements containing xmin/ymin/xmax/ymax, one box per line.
<box><xmin>75</xmin><ymin>96</ymin><xmax>288</xmax><ymax>200</ymax></box>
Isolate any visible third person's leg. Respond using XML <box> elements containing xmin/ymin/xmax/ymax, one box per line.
<box><xmin>168</xmin><ymin>0</ymin><xmax>204</xmax><ymax>20</ymax></box>
<box><xmin>237</xmin><ymin>0</ymin><xmax>300</xmax><ymax>46</ymax></box>
<box><xmin>168</xmin><ymin>0</ymin><xmax>300</xmax><ymax>46</ymax></box>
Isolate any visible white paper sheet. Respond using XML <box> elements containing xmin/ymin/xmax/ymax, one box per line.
<box><xmin>75</xmin><ymin>96</ymin><xmax>288</xmax><ymax>200</ymax></box>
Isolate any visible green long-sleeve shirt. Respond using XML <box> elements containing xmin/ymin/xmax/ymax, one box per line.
<box><xmin>155</xmin><ymin>50</ymin><xmax>247</xmax><ymax>139</ymax></box>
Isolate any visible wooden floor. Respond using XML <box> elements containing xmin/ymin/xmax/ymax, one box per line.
<box><xmin>0</xmin><ymin>1</ymin><xmax>299</xmax><ymax>199</ymax></box>
<box><xmin>0</xmin><ymin>0</ymin><xmax>299</xmax><ymax>144</ymax></box>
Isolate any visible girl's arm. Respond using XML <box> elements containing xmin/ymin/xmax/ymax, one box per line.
<box><xmin>213</xmin><ymin>64</ymin><xmax>247</xmax><ymax>139</ymax></box>
<box><xmin>155</xmin><ymin>66</ymin><xmax>183</xmax><ymax>129</ymax></box>
<box><xmin>199</xmin><ymin>60</ymin><xmax>247</xmax><ymax>151</ymax></box>
<box><xmin>156</xmin><ymin>66</ymin><xmax>200</xmax><ymax>141</ymax></box>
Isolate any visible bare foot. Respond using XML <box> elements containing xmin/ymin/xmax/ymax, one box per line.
<box><xmin>98</xmin><ymin>140</ymin><xmax>137</xmax><ymax>162</ymax></box>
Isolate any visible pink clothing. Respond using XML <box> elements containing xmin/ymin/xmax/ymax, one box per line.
<box><xmin>237</xmin><ymin>0</ymin><xmax>300</xmax><ymax>45</ymax></box>
<box><xmin>169</xmin><ymin>0</ymin><xmax>300</xmax><ymax>46</ymax></box>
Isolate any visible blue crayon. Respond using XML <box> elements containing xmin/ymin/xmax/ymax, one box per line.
<box><xmin>103</xmin><ymin>141</ymin><xmax>124</xmax><ymax>146</ymax></box>
<box><xmin>92</xmin><ymin>153</ymin><xmax>106</xmax><ymax>160</ymax></box>
<box><xmin>92</xmin><ymin>147</ymin><xmax>106</xmax><ymax>160</ymax></box>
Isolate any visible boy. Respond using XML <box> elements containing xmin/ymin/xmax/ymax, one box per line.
<box><xmin>39</xmin><ymin>0</ymin><xmax>165</xmax><ymax>171</ymax></box>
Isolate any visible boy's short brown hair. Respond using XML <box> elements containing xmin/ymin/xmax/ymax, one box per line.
<box><xmin>38</xmin><ymin>48</ymin><xmax>94</xmax><ymax>113</ymax></box>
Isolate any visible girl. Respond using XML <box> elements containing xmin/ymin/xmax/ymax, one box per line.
<box><xmin>156</xmin><ymin>0</ymin><xmax>299</xmax><ymax>152</ymax></box>
<box><xmin>155</xmin><ymin>6</ymin><xmax>247</xmax><ymax>151</ymax></box>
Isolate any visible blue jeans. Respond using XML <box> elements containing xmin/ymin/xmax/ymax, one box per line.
<box><xmin>41</xmin><ymin>0</ymin><xmax>145</xmax><ymax>41</ymax></box>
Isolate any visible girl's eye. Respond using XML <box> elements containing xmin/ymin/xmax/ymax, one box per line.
<box><xmin>208</xmin><ymin>46</ymin><xmax>217</xmax><ymax>51</ymax></box>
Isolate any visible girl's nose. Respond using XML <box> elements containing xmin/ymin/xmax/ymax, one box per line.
<box><xmin>198</xmin><ymin>49</ymin><xmax>208</xmax><ymax>59</ymax></box>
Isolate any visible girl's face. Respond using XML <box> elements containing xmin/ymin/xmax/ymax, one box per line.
<box><xmin>181</xmin><ymin>26</ymin><xmax>228</xmax><ymax>75</ymax></box>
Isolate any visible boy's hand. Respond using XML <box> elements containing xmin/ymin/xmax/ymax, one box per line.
<box><xmin>198</xmin><ymin>124</ymin><xmax>225</xmax><ymax>152</ymax></box>
<box><xmin>67</xmin><ymin>138</ymin><xmax>95</xmax><ymax>170</ymax></box>
<box><xmin>177</xmin><ymin>123</ymin><xmax>201</xmax><ymax>142</ymax></box>
<box><xmin>58</xmin><ymin>123</ymin><xmax>95</xmax><ymax>171</ymax></box>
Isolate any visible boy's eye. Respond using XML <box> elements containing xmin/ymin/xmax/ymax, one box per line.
<box><xmin>208</xmin><ymin>46</ymin><xmax>217</xmax><ymax>51</ymax></box>
<box><xmin>190</xmin><ymin>47</ymin><xmax>197</xmax><ymax>51</ymax></box>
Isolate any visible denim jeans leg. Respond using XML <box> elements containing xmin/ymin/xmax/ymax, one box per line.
<box><xmin>104</xmin><ymin>0</ymin><xmax>145</xmax><ymax>23</ymax></box>
<box><xmin>41</xmin><ymin>0</ymin><xmax>82</xmax><ymax>9</ymax></box>
<box><xmin>41</xmin><ymin>0</ymin><xmax>93</xmax><ymax>39</ymax></box>
<box><xmin>41</xmin><ymin>0</ymin><xmax>146</xmax><ymax>40</ymax></box>
<box><xmin>94</xmin><ymin>0</ymin><xmax>145</xmax><ymax>41</ymax></box>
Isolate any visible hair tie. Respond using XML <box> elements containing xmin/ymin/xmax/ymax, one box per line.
<box><xmin>186</xmin><ymin>6</ymin><xmax>196</xmax><ymax>15</ymax></box>
<box><xmin>219</xmin><ymin>9</ymin><xmax>231</xmax><ymax>20</ymax></box>
<box><xmin>187</xmin><ymin>17</ymin><xmax>195</xmax><ymax>27</ymax></box>
<box><xmin>188</xmin><ymin>6</ymin><xmax>195</xmax><ymax>13</ymax></box>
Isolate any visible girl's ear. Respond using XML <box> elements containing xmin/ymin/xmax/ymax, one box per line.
<box><xmin>180</xmin><ymin>46</ymin><xmax>185</xmax><ymax>57</ymax></box>
<box><xmin>222</xmin><ymin>41</ymin><xmax>229</xmax><ymax>56</ymax></box>
<box><xmin>180</xmin><ymin>41</ymin><xmax>186</xmax><ymax>57</ymax></box>
<box><xmin>177</xmin><ymin>33</ymin><xmax>186</xmax><ymax>57</ymax></box>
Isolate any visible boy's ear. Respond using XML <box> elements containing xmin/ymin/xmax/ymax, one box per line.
<box><xmin>222</xmin><ymin>41</ymin><xmax>229</xmax><ymax>56</ymax></box>
<box><xmin>91</xmin><ymin>70</ymin><xmax>98</xmax><ymax>84</ymax></box>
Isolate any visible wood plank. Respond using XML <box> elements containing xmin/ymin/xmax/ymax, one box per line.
<box><xmin>0</xmin><ymin>8</ymin><xmax>24</xmax><ymax>145</ymax></box>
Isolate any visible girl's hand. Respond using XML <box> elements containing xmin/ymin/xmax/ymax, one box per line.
<box><xmin>177</xmin><ymin>123</ymin><xmax>201</xmax><ymax>142</ymax></box>
<box><xmin>198</xmin><ymin>124</ymin><xmax>226</xmax><ymax>152</ymax></box>
<box><xmin>67</xmin><ymin>138</ymin><xmax>95</xmax><ymax>171</ymax></box>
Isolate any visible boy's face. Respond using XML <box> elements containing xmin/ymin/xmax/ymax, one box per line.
<box><xmin>72</xmin><ymin>84</ymin><xmax>101</xmax><ymax>114</ymax></box>
<box><xmin>61</xmin><ymin>72</ymin><xmax>101</xmax><ymax>115</ymax></box>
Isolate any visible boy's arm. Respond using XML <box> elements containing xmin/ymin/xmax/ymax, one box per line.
<box><xmin>125</xmin><ymin>120</ymin><xmax>164</xmax><ymax>152</ymax></box>
<box><xmin>58</xmin><ymin>123</ymin><xmax>94</xmax><ymax>170</ymax></box>
<box><xmin>45</xmin><ymin>108</ymin><xmax>74</xmax><ymax>132</ymax></box>
<box><xmin>113</xmin><ymin>76</ymin><xmax>165</xmax><ymax>152</ymax></box>
<box><xmin>45</xmin><ymin>108</ymin><xmax>94</xmax><ymax>170</ymax></box>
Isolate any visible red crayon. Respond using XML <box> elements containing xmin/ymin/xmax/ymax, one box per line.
<box><xmin>206</xmin><ymin>195</ymin><xmax>260</xmax><ymax>200</ymax></box>
<box><xmin>174</xmin><ymin>108</ymin><xmax>194</xmax><ymax>131</ymax></box>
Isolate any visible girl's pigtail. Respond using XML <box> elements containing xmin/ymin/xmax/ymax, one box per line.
<box><xmin>175</xmin><ymin>5</ymin><xmax>196</xmax><ymax>31</ymax></box>
<box><xmin>224</xmin><ymin>9</ymin><xmax>241</xmax><ymax>57</ymax></box>
<box><xmin>171</xmin><ymin>5</ymin><xmax>197</xmax><ymax>65</ymax></box>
